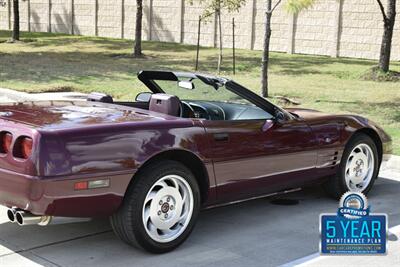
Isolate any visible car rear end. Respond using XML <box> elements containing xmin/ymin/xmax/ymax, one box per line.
<box><xmin>0</xmin><ymin>101</ymin><xmax>142</xmax><ymax>224</ymax></box>
<box><xmin>0</xmin><ymin>119</ymin><xmax>43</xmax><ymax>222</ymax></box>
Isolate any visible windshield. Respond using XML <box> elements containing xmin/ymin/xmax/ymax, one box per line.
<box><xmin>152</xmin><ymin>78</ymin><xmax>254</xmax><ymax>106</ymax></box>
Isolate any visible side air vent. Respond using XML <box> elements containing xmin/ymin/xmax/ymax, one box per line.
<box><xmin>316</xmin><ymin>150</ymin><xmax>341</xmax><ymax>169</ymax></box>
<box><xmin>331</xmin><ymin>151</ymin><xmax>339</xmax><ymax>169</ymax></box>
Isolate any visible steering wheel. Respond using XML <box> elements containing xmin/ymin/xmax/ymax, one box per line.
<box><xmin>180</xmin><ymin>101</ymin><xmax>196</xmax><ymax>118</ymax></box>
<box><xmin>188</xmin><ymin>102</ymin><xmax>212</xmax><ymax>120</ymax></box>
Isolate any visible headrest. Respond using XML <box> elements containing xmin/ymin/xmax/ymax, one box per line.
<box><xmin>149</xmin><ymin>94</ymin><xmax>181</xmax><ymax>117</ymax></box>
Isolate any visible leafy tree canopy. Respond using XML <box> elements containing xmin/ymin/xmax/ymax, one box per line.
<box><xmin>187</xmin><ymin>0</ymin><xmax>247</xmax><ymax>19</ymax></box>
<box><xmin>285</xmin><ymin>0</ymin><xmax>316</xmax><ymax>13</ymax></box>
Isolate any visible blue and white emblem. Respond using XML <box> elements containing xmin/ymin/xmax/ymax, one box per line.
<box><xmin>320</xmin><ymin>191</ymin><xmax>387</xmax><ymax>255</ymax></box>
<box><xmin>338</xmin><ymin>192</ymin><xmax>369</xmax><ymax>219</ymax></box>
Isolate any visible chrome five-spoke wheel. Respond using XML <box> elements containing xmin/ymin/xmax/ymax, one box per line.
<box><xmin>323</xmin><ymin>133</ymin><xmax>379</xmax><ymax>199</ymax></box>
<box><xmin>110</xmin><ymin>160</ymin><xmax>200</xmax><ymax>253</ymax></box>
<box><xmin>345</xmin><ymin>143</ymin><xmax>374</xmax><ymax>191</ymax></box>
<box><xmin>143</xmin><ymin>175</ymin><xmax>194</xmax><ymax>243</ymax></box>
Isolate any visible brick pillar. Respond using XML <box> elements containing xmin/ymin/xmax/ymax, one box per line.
<box><xmin>331</xmin><ymin>0</ymin><xmax>343</xmax><ymax>57</ymax></box>
<box><xmin>121</xmin><ymin>0</ymin><xmax>125</xmax><ymax>38</ymax></box>
<box><xmin>70</xmin><ymin>0</ymin><xmax>74</xmax><ymax>34</ymax></box>
<box><xmin>248</xmin><ymin>0</ymin><xmax>256</xmax><ymax>50</ymax></box>
<box><xmin>27</xmin><ymin>0</ymin><xmax>31</xmax><ymax>32</ymax></box>
<box><xmin>179</xmin><ymin>0</ymin><xmax>184</xmax><ymax>43</ymax></box>
<box><xmin>7</xmin><ymin>0</ymin><xmax>11</xmax><ymax>30</ymax></box>
<box><xmin>147</xmin><ymin>0</ymin><xmax>153</xmax><ymax>41</ymax></box>
<box><xmin>287</xmin><ymin>13</ymin><xmax>297</xmax><ymax>54</ymax></box>
<box><xmin>94</xmin><ymin>0</ymin><xmax>98</xmax><ymax>36</ymax></box>
<box><xmin>213</xmin><ymin>12</ymin><xmax>217</xmax><ymax>48</ymax></box>
<box><xmin>48</xmin><ymin>0</ymin><xmax>52</xmax><ymax>33</ymax></box>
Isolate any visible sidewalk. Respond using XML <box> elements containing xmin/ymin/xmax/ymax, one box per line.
<box><xmin>380</xmin><ymin>155</ymin><xmax>400</xmax><ymax>181</ymax></box>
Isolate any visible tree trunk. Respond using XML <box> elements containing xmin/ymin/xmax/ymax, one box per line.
<box><xmin>261</xmin><ymin>0</ymin><xmax>272</xmax><ymax>97</ymax></box>
<box><xmin>12</xmin><ymin>0</ymin><xmax>20</xmax><ymax>41</ymax></box>
<box><xmin>378</xmin><ymin>0</ymin><xmax>396</xmax><ymax>72</ymax></box>
<box><xmin>133</xmin><ymin>0</ymin><xmax>143</xmax><ymax>57</ymax></box>
<box><xmin>217</xmin><ymin>7</ymin><xmax>223</xmax><ymax>74</ymax></box>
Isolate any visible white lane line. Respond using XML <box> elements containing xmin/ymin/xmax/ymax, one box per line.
<box><xmin>279</xmin><ymin>224</ymin><xmax>400</xmax><ymax>267</ymax></box>
<box><xmin>388</xmin><ymin>225</ymin><xmax>400</xmax><ymax>236</ymax></box>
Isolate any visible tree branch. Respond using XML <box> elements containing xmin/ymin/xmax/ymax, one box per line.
<box><xmin>267</xmin><ymin>0</ymin><xmax>283</xmax><ymax>14</ymax></box>
<box><xmin>271</xmin><ymin>0</ymin><xmax>283</xmax><ymax>13</ymax></box>
<box><xmin>376</xmin><ymin>0</ymin><xmax>388</xmax><ymax>21</ymax></box>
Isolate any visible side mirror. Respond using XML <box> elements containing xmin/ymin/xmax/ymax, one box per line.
<box><xmin>178</xmin><ymin>80</ymin><xmax>195</xmax><ymax>90</ymax></box>
<box><xmin>274</xmin><ymin>110</ymin><xmax>287</xmax><ymax>124</ymax></box>
<box><xmin>135</xmin><ymin>92</ymin><xmax>152</xmax><ymax>102</ymax></box>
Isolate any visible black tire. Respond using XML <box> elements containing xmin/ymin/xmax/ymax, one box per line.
<box><xmin>323</xmin><ymin>133</ymin><xmax>379</xmax><ymax>199</ymax></box>
<box><xmin>110</xmin><ymin>160</ymin><xmax>200</xmax><ymax>253</ymax></box>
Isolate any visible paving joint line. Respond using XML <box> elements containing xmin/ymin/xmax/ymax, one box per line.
<box><xmin>29</xmin><ymin>250</ymin><xmax>64</xmax><ymax>267</ymax></box>
<box><xmin>0</xmin><ymin>230</ymin><xmax>112</xmax><ymax>259</ymax></box>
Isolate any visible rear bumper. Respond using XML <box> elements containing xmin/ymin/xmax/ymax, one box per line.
<box><xmin>0</xmin><ymin>168</ymin><xmax>134</xmax><ymax>217</ymax></box>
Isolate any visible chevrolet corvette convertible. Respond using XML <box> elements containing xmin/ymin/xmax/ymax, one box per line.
<box><xmin>0</xmin><ymin>71</ymin><xmax>392</xmax><ymax>253</ymax></box>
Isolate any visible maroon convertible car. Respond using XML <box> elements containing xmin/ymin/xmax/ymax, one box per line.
<box><xmin>0</xmin><ymin>71</ymin><xmax>392</xmax><ymax>252</ymax></box>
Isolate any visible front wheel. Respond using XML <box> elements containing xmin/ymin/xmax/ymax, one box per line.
<box><xmin>324</xmin><ymin>133</ymin><xmax>379</xmax><ymax>199</ymax></box>
<box><xmin>110</xmin><ymin>161</ymin><xmax>200</xmax><ymax>253</ymax></box>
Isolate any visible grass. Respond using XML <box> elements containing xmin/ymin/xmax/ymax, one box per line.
<box><xmin>0</xmin><ymin>30</ymin><xmax>399</xmax><ymax>155</ymax></box>
<box><xmin>361</xmin><ymin>66</ymin><xmax>400</xmax><ymax>82</ymax></box>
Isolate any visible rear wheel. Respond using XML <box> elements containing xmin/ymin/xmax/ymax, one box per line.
<box><xmin>110</xmin><ymin>161</ymin><xmax>200</xmax><ymax>253</ymax></box>
<box><xmin>324</xmin><ymin>133</ymin><xmax>379</xmax><ymax>199</ymax></box>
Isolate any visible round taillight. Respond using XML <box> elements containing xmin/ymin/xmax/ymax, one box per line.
<box><xmin>21</xmin><ymin>137</ymin><xmax>33</xmax><ymax>159</ymax></box>
<box><xmin>13</xmin><ymin>136</ymin><xmax>33</xmax><ymax>159</ymax></box>
<box><xmin>0</xmin><ymin>132</ymin><xmax>13</xmax><ymax>154</ymax></box>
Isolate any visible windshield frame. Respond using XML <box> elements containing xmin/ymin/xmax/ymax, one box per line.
<box><xmin>137</xmin><ymin>70</ymin><xmax>294</xmax><ymax>120</ymax></box>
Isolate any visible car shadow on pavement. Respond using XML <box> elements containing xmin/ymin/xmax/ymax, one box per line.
<box><xmin>0</xmin><ymin>178</ymin><xmax>399</xmax><ymax>267</ymax></box>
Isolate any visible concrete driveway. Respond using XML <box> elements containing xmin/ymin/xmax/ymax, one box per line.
<box><xmin>0</xmin><ymin>174</ymin><xmax>399</xmax><ymax>267</ymax></box>
<box><xmin>0</xmin><ymin>89</ymin><xmax>399</xmax><ymax>266</ymax></box>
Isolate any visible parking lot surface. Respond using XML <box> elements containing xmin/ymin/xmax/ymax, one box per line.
<box><xmin>0</xmin><ymin>174</ymin><xmax>399</xmax><ymax>267</ymax></box>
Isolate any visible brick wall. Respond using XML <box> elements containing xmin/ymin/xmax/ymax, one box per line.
<box><xmin>0</xmin><ymin>0</ymin><xmax>399</xmax><ymax>61</ymax></box>
<box><xmin>30</xmin><ymin>0</ymin><xmax>49</xmax><ymax>32</ymax></box>
<box><xmin>0</xmin><ymin>1</ymin><xmax>8</xmax><ymax>30</ymax></box>
<box><xmin>123</xmin><ymin>0</ymin><xmax>136</xmax><ymax>39</ymax></box>
<box><xmin>183</xmin><ymin>1</ymin><xmax>215</xmax><ymax>47</ymax></box>
<box><xmin>294</xmin><ymin>0</ymin><xmax>337</xmax><ymax>56</ymax></box>
<box><xmin>73</xmin><ymin>0</ymin><xmax>94</xmax><ymax>35</ymax></box>
<box><xmin>254</xmin><ymin>0</ymin><xmax>289</xmax><ymax>52</ymax></box>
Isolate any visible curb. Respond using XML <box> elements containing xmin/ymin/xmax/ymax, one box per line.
<box><xmin>0</xmin><ymin>88</ymin><xmax>34</xmax><ymax>101</ymax></box>
<box><xmin>386</xmin><ymin>155</ymin><xmax>400</xmax><ymax>172</ymax></box>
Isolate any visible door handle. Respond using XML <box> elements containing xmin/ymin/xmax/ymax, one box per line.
<box><xmin>262</xmin><ymin>119</ymin><xmax>275</xmax><ymax>132</ymax></box>
<box><xmin>213</xmin><ymin>133</ymin><xmax>229</xmax><ymax>142</ymax></box>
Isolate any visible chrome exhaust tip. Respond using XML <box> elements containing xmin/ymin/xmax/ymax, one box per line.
<box><xmin>7</xmin><ymin>208</ymin><xmax>17</xmax><ymax>223</ymax></box>
<box><xmin>14</xmin><ymin>211</ymin><xmax>91</xmax><ymax>226</ymax></box>
<box><xmin>15</xmin><ymin>211</ymin><xmax>46</xmax><ymax>226</ymax></box>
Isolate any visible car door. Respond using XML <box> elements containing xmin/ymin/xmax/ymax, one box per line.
<box><xmin>201</xmin><ymin>118</ymin><xmax>319</xmax><ymax>203</ymax></box>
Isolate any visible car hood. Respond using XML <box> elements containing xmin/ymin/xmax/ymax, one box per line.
<box><xmin>0</xmin><ymin>101</ymin><xmax>180</xmax><ymax>130</ymax></box>
<box><xmin>285</xmin><ymin>108</ymin><xmax>331</xmax><ymax>120</ymax></box>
